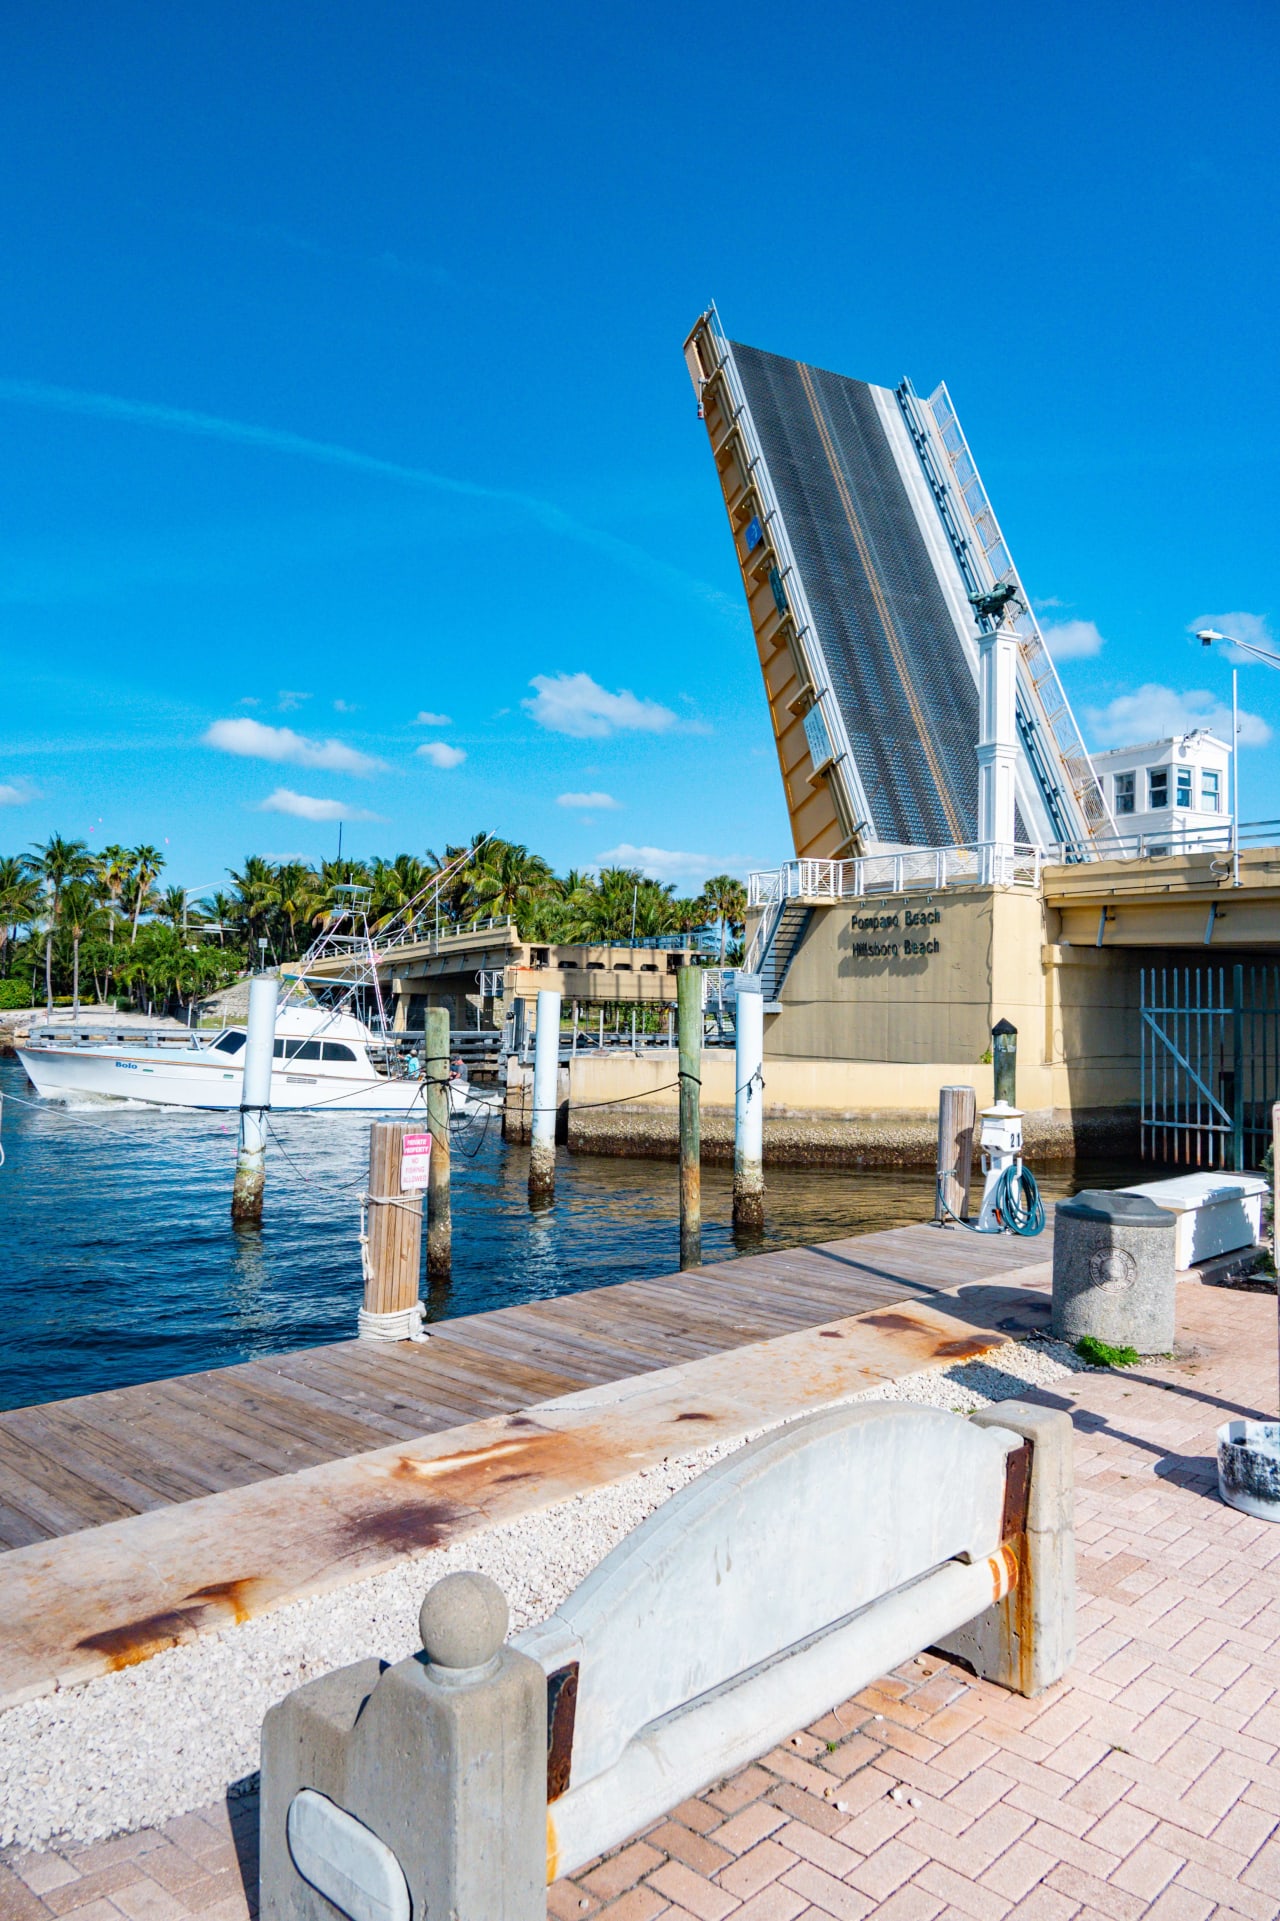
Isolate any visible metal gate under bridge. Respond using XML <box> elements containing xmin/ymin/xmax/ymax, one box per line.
<box><xmin>1141</xmin><ymin>964</ymin><xmax>1280</xmax><ymax>1170</ymax></box>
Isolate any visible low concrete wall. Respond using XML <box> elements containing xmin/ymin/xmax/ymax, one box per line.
<box><xmin>509</xmin><ymin>1054</ymin><xmax>1138</xmax><ymax>1166</ymax></box>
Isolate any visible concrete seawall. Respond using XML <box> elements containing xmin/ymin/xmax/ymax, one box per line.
<box><xmin>503</xmin><ymin>1058</ymin><xmax>1138</xmax><ymax>1166</ymax></box>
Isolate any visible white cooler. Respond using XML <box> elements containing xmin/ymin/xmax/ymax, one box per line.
<box><xmin>1120</xmin><ymin>1171</ymin><xmax>1267</xmax><ymax>1269</ymax></box>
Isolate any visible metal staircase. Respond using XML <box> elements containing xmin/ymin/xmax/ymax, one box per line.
<box><xmin>756</xmin><ymin>903</ymin><xmax>813</xmax><ymax>1007</ymax></box>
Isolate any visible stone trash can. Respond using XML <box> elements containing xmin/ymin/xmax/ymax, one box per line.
<box><xmin>1052</xmin><ymin>1189</ymin><xmax>1177</xmax><ymax>1354</ymax></box>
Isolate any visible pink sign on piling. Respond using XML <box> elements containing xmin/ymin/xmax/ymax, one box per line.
<box><xmin>400</xmin><ymin>1131</ymin><xmax>433</xmax><ymax>1190</ymax></box>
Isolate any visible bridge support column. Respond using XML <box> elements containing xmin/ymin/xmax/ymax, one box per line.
<box><xmin>978</xmin><ymin>624</ymin><xmax>1018</xmax><ymax>883</ymax></box>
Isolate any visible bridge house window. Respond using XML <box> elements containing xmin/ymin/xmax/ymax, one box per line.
<box><xmin>1148</xmin><ymin>767</ymin><xmax>1169</xmax><ymax>809</ymax></box>
<box><xmin>1202</xmin><ymin>769</ymin><xmax>1222</xmax><ymax>812</ymax></box>
<box><xmin>1114</xmin><ymin>771</ymin><xmax>1135</xmax><ymax>815</ymax></box>
<box><xmin>1176</xmin><ymin>767</ymin><xmax>1193</xmax><ymax>808</ymax></box>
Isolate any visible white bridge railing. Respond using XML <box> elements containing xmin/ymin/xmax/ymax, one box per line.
<box><xmin>748</xmin><ymin>843</ymin><xmax>1045</xmax><ymax>907</ymax></box>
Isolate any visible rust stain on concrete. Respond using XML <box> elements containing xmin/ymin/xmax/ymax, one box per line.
<box><xmin>74</xmin><ymin>1576</ymin><xmax>265</xmax><ymax>1669</ymax></box>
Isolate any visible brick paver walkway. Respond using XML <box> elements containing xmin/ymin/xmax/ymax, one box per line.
<box><xmin>4</xmin><ymin>1281</ymin><xmax>1278</xmax><ymax>1921</ymax></box>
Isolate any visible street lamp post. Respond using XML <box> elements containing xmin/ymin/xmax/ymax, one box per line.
<box><xmin>1194</xmin><ymin>628</ymin><xmax>1280</xmax><ymax>887</ymax></box>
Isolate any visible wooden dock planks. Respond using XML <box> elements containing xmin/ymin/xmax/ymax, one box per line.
<box><xmin>0</xmin><ymin>1214</ymin><xmax>1055</xmax><ymax>1551</ymax></box>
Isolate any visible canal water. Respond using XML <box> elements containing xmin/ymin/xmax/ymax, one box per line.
<box><xmin>0</xmin><ymin>1056</ymin><xmax>1140</xmax><ymax>1411</ymax></box>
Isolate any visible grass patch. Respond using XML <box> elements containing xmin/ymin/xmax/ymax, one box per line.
<box><xmin>1075</xmin><ymin>1336</ymin><xmax>1140</xmax><ymax>1368</ymax></box>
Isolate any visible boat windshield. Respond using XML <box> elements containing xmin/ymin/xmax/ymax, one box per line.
<box><xmin>211</xmin><ymin>1031</ymin><xmax>246</xmax><ymax>1055</ymax></box>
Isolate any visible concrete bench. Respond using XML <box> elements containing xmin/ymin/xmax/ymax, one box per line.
<box><xmin>1121</xmin><ymin>1171</ymin><xmax>1267</xmax><ymax>1270</ymax></box>
<box><xmin>260</xmin><ymin>1397</ymin><xmax>1074</xmax><ymax>1921</ymax></box>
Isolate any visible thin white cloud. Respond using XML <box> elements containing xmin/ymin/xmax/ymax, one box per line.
<box><xmin>277</xmin><ymin>689</ymin><xmax>311</xmax><ymax>711</ymax></box>
<box><xmin>203</xmin><ymin>717</ymin><xmax>386</xmax><ymax>776</ymax></box>
<box><xmin>1086</xmin><ymin>684</ymin><xmax>1271</xmax><ymax>749</ymax></box>
<box><xmin>333</xmin><ymin>698</ymin><xmax>358</xmax><ymax>713</ymax></box>
<box><xmin>1189</xmin><ymin>611</ymin><xmax>1277</xmax><ymax>665</ymax></box>
<box><xmin>414</xmin><ymin>710</ymin><xmax>452</xmax><ymax>725</ymax></box>
<box><xmin>558</xmin><ymin>791</ymin><xmax>620</xmax><ymax>810</ymax></box>
<box><xmin>258</xmin><ymin>788</ymin><xmax>384</xmax><ymax>823</ymax></box>
<box><xmin>0</xmin><ymin>379</ymin><xmax>737</xmax><ymax>616</ymax></box>
<box><xmin>416</xmin><ymin>741</ymin><xmax>466</xmax><ymax>769</ymax></box>
<box><xmin>524</xmin><ymin>673</ymin><xmax>678</xmax><ymax>739</ymax></box>
<box><xmin>1043</xmin><ymin>619</ymin><xmax>1106</xmax><ymax>660</ymax></box>
<box><xmin>595</xmin><ymin>843</ymin><xmax>743</xmax><ymax>887</ymax></box>
<box><xmin>0</xmin><ymin>778</ymin><xmax>36</xmax><ymax>806</ymax></box>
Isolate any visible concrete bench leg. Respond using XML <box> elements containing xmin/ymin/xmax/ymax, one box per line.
<box><xmin>260</xmin><ymin>1573</ymin><xmax>546</xmax><ymax>1921</ymax></box>
<box><xmin>936</xmin><ymin>1402</ymin><xmax>1076</xmax><ymax>1696</ymax></box>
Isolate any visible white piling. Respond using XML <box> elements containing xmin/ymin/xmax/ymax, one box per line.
<box><xmin>733</xmin><ymin>981</ymin><xmax>765</xmax><ymax>1230</ymax></box>
<box><xmin>231</xmin><ymin>972</ymin><xmax>279</xmax><ymax>1223</ymax></box>
<box><xmin>528</xmin><ymin>987</ymin><xmax>561</xmax><ymax>1204</ymax></box>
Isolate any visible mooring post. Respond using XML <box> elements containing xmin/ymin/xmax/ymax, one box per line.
<box><xmin>935</xmin><ymin>1084</ymin><xmax>977</xmax><ymax>1224</ymax></box>
<box><xmin>733</xmin><ymin>980</ymin><xmax>765</xmax><ymax>1231</ymax></box>
<box><xmin>678</xmin><ymin>964</ymin><xmax>702</xmax><ymax>1269</ymax></box>
<box><xmin>359</xmin><ymin>1122</ymin><xmax>425</xmax><ymax>1340</ymax></box>
<box><xmin>528</xmin><ymin>987</ymin><xmax>560</xmax><ymax>1205</ymax></box>
<box><xmin>992</xmin><ymin>1018</ymin><xmax>1017</xmax><ymax>1105</ymax></box>
<box><xmin>231</xmin><ymin>972</ymin><xmax>278</xmax><ymax>1223</ymax></box>
<box><xmin>424</xmin><ymin>1006</ymin><xmax>451</xmax><ymax>1281</ymax></box>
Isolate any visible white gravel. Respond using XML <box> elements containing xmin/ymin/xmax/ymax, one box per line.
<box><xmin>0</xmin><ymin>1335</ymin><xmax>1088</xmax><ymax>1851</ymax></box>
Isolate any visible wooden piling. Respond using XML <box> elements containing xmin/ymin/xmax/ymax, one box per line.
<box><xmin>361</xmin><ymin>1123</ymin><xmax>423</xmax><ymax>1331</ymax></box>
<box><xmin>935</xmin><ymin>1085</ymin><xmax>976</xmax><ymax>1224</ymax></box>
<box><xmin>678</xmin><ymin>965</ymin><xmax>702</xmax><ymax>1270</ymax></box>
<box><xmin>425</xmin><ymin>1006</ymin><xmax>452</xmax><ymax>1281</ymax></box>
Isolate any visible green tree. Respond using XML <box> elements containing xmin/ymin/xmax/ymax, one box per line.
<box><xmin>26</xmin><ymin>834</ymin><xmax>94</xmax><ymax>1013</ymax></box>
<box><xmin>202</xmin><ymin>890</ymin><xmax>238</xmax><ymax>947</ymax></box>
<box><xmin>0</xmin><ymin>856</ymin><xmax>40</xmax><ymax>975</ymax></box>
<box><xmin>127</xmin><ymin>844</ymin><xmax>166</xmax><ymax>943</ymax></box>
<box><xmin>669</xmin><ymin>896</ymin><xmax>709</xmax><ymax>951</ymax></box>
<box><xmin>270</xmin><ymin>862</ymin><xmax>321</xmax><ymax>957</ymax></box>
<box><xmin>95</xmin><ymin>844</ymin><xmax>133</xmax><ymax>946</ymax></box>
<box><xmin>469</xmin><ymin>841</ymin><xmax>554</xmax><ymax>928</ymax></box>
<box><xmin>59</xmin><ymin>878</ymin><xmax>109</xmax><ymax>1017</ymax></box>
<box><xmin>229</xmin><ymin>855</ymin><xmax>277</xmax><ymax>956</ymax></box>
<box><xmin>370</xmin><ymin>854</ymin><xmax>432</xmax><ymax>933</ymax></box>
<box><xmin>699</xmin><ymin>873</ymin><xmax>748</xmax><ymax>965</ymax></box>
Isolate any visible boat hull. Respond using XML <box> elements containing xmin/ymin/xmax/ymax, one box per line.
<box><xmin>15</xmin><ymin>1045</ymin><xmax>474</xmax><ymax>1115</ymax></box>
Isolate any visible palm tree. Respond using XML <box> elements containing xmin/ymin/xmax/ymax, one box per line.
<box><xmin>202</xmin><ymin>890</ymin><xmax>238</xmax><ymax>948</ymax></box>
<box><xmin>699</xmin><ymin>874</ymin><xmax>748</xmax><ymax>965</ymax></box>
<box><xmin>369</xmin><ymin>854</ymin><xmax>432</xmax><ymax>933</ymax></box>
<box><xmin>229</xmin><ymin>855</ymin><xmax>277</xmax><ymax>955</ymax></box>
<box><xmin>669</xmin><ymin>897</ymin><xmax>708</xmax><ymax>952</ymax></box>
<box><xmin>154</xmin><ymin>884</ymin><xmax>190</xmax><ymax>928</ymax></box>
<box><xmin>469</xmin><ymin>841</ymin><xmax>553</xmax><ymax>928</ymax></box>
<box><xmin>425</xmin><ymin>831</ymin><xmax>492</xmax><ymax>929</ymax></box>
<box><xmin>0</xmin><ymin>857</ymin><xmax>40</xmax><ymax>975</ymax></box>
<box><xmin>127</xmin><ymin>844</ymin><xmax>166</xmax><ymax>942</ymax></box>
<box><xmin>26</xmin><ymin>834</ymin><xmax>94</xmax><ymax>1013</ymax></box>
<box><xmin>59</xmin><ymin>879</ymin><xmax>107</xmax><ymax>1018</ymax></box>
<box><xmin>95</xmin><ymin>844</ymin><xmax>133</xmax><ymax>946</ymax></box>
<box><xmin>270</xmin><ymin>862</ymin><xmax>320</xmax><ymax>957</ymax></box>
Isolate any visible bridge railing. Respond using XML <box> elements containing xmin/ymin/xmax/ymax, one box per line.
<box><xmin>748</xmin><ymin>843</ymin><xmax>1044</xmax><ymax>906</ymax></box>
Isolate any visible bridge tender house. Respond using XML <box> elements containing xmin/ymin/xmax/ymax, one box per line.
<box><xmin>850</xmin><ymin>906</ymin><xmax>941</xmax><ymax>961</ymax></box>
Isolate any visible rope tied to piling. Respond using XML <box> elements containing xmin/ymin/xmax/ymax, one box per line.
<box><xmin>357</xmin><ymin>1188</ymin><xmax>430</xmax><ymax>1341</ymax></box>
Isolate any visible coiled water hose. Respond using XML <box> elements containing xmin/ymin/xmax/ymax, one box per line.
<box><xmin>937</xmin><ymin>1160</ymin><xmax>1045</xmax><ymax>1237</ymax></box>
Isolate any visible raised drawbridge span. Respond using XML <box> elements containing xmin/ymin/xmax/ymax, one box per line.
<box><xmin>683</xmin><ymin>307</ymin><xmax>1114</xmax><ymax>861</ymax></box>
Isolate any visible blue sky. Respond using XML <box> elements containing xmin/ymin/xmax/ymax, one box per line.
<box><xmin>1</xmin><ymin>0</ymin><xmax>1276</xmax><ymax>892</ymax></box>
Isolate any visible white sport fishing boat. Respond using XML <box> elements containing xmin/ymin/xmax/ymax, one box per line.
<box><xmin>18</xmin><ymin>850</ymin><xmax>503</xmax><ymax>1117</ymax></box>
<box><xmin>17</xmin><ymin>1005</ymin><xmax>481</xmax><ymax>1114</ymax></box>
